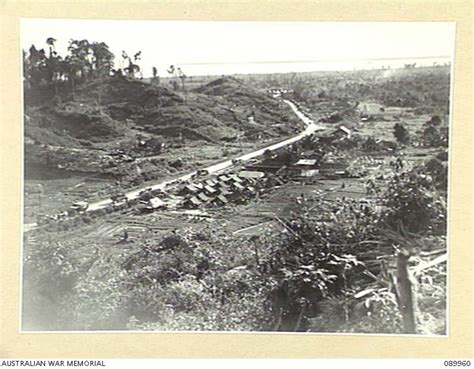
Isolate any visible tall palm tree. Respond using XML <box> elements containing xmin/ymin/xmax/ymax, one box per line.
<box><xmin>177</xmin><ymin>67</ymin><xmax>187</xmax><ymax>91</ymax></box>
<box><xmin>167</xmin><ymin>65</ymin><xmax>179</xmax><ymax>91</ymax></box>
<box><xmin>46</xmin><ymin>37</ymin><xmax>56</xmax><ymax>58</ymax></box>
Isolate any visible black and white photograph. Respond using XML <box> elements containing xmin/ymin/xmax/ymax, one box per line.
<box><xmin>21</xmin><ymin>19</ymin><xmax>454</xmax><ymax>334</ymax></box>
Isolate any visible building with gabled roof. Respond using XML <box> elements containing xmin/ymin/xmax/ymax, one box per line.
<box><xmin>228</xmin><ymin>174</ymin><xmax>243</xmax><ymax>183</ymax></box>
<box><xmin>205</xmin><ymin>179</ymin><xmax>217</xmax><ymax>187</ymax></box>
<box><xmin>197</xmin><ymin>193</ymin><xmax>211</xmax><ymax>203</ymax></box>
<box><xmin>232</xmin><ymin>182</ymin><xmax>245</xmax><ymax>191</ymax></box>
<box><xmin>219</xmin><ymin>188</ymin><xmax>232</xmax><ymax>196</ymax></box>
<box><xmin>178</xmin><ymin>183</ymin><xmax>200</xmax><ymax>196</ymax></box>
<box><xmin>238</xmin><ymin>170</ymin><xmax>265</xmax><ymax>179</ymax></box>
<box><xmin>216</xmin><ymin>180</ymin><xmax>229</xmax><ymax>188</ymax></box>
<box><xmin>184</xmin><ymin>196</ymin><xmax>202</xmax><ymax>209</ymax></box>
<box><xmin>149</xmin><ymin>197</ymin><xmax>165</xmax><ymax>209</ymax></box>
<box><xmin>295</xmin><ymin>158</ymin><xmax>318</xmax><ymax>166</ymax></box>
<box><xmin>213</xmin><ymin>194</ymin><xmax>229</xmax><ymax>206</ymax></box>
<box><xmin>204</xmin><ymin>185</ymin><xmax>217</xmax><ymax>195</ymax></box>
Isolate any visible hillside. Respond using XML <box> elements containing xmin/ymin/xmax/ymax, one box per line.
<box><xmin>24</xmin><ymin>76</ymin><xmax>300</xmax><ymax>178</ymax></box>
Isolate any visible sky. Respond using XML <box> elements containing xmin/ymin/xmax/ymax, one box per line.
<box><xmin>21</xmin><ymin>19</ymin><xmax>456</xmax><ymax>77</ymax></box>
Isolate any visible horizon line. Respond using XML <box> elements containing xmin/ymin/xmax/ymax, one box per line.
<box><xmin>176</xmin><ymin>55</ymin><xmax>452</xmax><ymax>66</ymax></box>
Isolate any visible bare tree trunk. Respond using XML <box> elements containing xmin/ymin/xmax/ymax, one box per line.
<box><xmin>97</xmin><ymin>76</ymin><xmax>103</xmax><ymax>109</ymax></box>
<box><xmin>272</xmin><ymin>307</ymin><xmax>283</xmax><ymax>331</ymax></box>
<box><xmin>71</xmin><ymin>77</ymin><xmax>75</xmax><ymax>101</ymax></box>
<box><xmin>294</xmin><ymin>300</ymin><xmax>307</xmax><ymax>332</ymax></box>
<box><xmin>396</xmin><ymin>249</ymin><xmax>416</xmax><ymax>334</ymax></box>
<box><xmin>254</xmin><ymin>240</ymin><xmax>260</xmax><ymax>267</ymax></box>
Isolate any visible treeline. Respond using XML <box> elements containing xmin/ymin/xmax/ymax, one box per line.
<box><xmin>23</xmin><ymin>37</ymin><xmax>143</xmax><ymax>99</ymax></box>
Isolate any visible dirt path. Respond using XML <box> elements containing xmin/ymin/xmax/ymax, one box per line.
<box><xmin>24</xmin><ymin>99</ymin><xmax>322</xmax><ymax>230</ymax></box>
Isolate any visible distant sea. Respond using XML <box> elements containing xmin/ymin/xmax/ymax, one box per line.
<box><xmin>164</xmin><ymin>56</ymin><xmax>452</xmax><ymax>77</ymax></box>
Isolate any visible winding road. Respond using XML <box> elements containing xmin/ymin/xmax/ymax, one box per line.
<box><xmin>87</xmin><ymin>100</ymin><xmax>320</xmax><ymax>210</ymax></box>
<box><xmin>24</xmin><ymin>99</ymin><xmax>322</xmax><ymax>231</ymax></box>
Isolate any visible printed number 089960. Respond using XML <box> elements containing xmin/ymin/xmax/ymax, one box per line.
<box><xmin>444</xmin><ymin>361</ymin><xmax>471</xmax><ymax>366</ymax></box>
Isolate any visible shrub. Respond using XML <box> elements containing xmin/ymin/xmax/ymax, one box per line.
<box><xmin>430</xmin><ymin>115</ymin><xmax>442</xmax><ymax>125</ymax></box>
<box><xmin>423</xmin><ymin>157</ymin><xmax>448</xmax><ymax>192</ymax></box>
<box><xmin>420</xmin><ymin>121</ymin><xmax>448</xmax><ymax>148</ymax></box>
<box><xmin>308</xmin><ymin>290</ymin><xmax>403</xmax><ymax>334</ymax></box>
<box><xmin>393</xmin><ymin>123</ymin><xmax>410</xmax><ymax>145</ymax></box>
<box><xmin>382</xmin><ymin>164</ymin><xmax>447</xmax><ymax>235</ymax></box>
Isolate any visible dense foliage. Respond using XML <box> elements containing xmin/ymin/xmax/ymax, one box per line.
<box><xmin>23</xmin><ymin>37</ymin><xmax>147</xmax><ymax>107</ymax></box>
<box><xmin>383</xmin><ymin>159</ymin><xmax>447</xmax><ymax>235</ymax></box>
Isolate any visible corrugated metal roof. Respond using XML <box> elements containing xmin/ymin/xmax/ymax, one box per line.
<box><xmin>238</xmin><ymin>170</ymin><xmax>265</xmax><ymax>179</ymax></box>
<box><xmin>185</xmin><ymin>184</ymin><xmax>199</xmax><ymax>192</ymax></box>
<box><xmin>229</xmin><ymin>174</ymin><xmax>243</xmax><ymax>182</ymax></box>
<box><xmin>197</xmin><ymin>193</ymin><xmax>210</xmax><ymax>202</ymax></box>
<box><xmin>205</xmin><ymin>179</ymin><xmax>217</xmax><ymax>186</ymax></box>
<box><xmin>149</xmin><ymin>197</ymin><xmax>165</xmax><ymax>208</ymax></box>
<box><xmin>295</xmin><ymin>159</ymin><xmax>318</xmax><ymax>166</ymax></box>
<box><xmin>233</xmin><ymin>182</ymin><xmax>245</xmax><ymax>190</ymax></box>
<box><xmin>204</xmin><ymin>185</ymin><xmax>217</xmax><ymax>193</ymax></box>
<box><xmin>189</xmin><ymin>197</ymin><xmax>201</xmax><ymax>205</ymax></box>
<box><xmin>217</xmin><ymin>195</ymin><xmax>229</xmax><ymax>203</ymax></box>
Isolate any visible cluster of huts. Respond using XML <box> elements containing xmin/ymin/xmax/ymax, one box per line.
<box><xmin>178</xmin><ymin>171</ymin><xmax>285</xmax><ymax>209</ymax></box>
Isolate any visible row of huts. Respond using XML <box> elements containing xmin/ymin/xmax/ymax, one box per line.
<box><xmin>178</xmin><ymin>171</ymin><xmax>285</xmax><ymax>209</ymax></box>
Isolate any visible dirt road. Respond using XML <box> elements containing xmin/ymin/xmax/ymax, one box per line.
<box><xmin>86</xmin><ymin>100</ymin><xmax>320</xmax><ymax>210</ymax></box>
<box><xmin>24</xmin><ymin>99</ymin><xmax>322</xmax><ymax>229</ymax></box>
